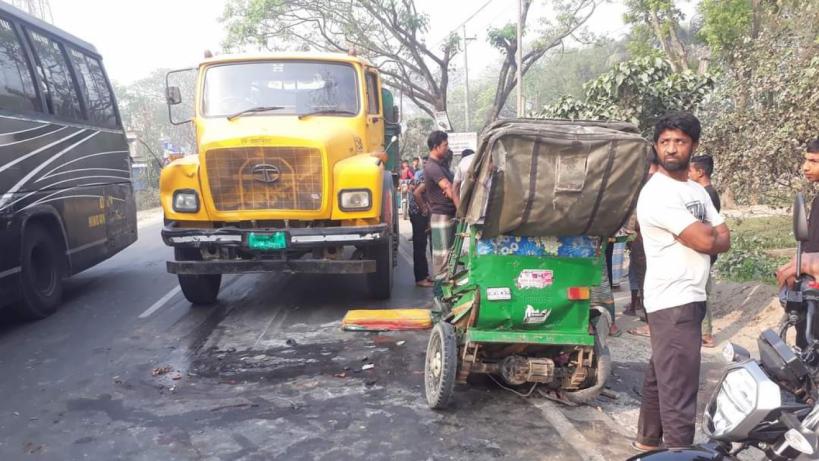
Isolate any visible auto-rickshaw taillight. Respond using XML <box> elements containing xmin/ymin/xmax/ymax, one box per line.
<box><xmin>567</xmin><ymin>287</ymin><xmax>590</xmax><ymax>300</ymax></box>
<box><xmin>808</xmin><ymin>281</ymin><xmax>819</xmax><ymax>290</ymax></box>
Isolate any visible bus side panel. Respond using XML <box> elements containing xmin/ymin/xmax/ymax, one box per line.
<box><xmin>0</xmin><ymin>212</ymin><xmax>22</xmax><ymax>307</ymax></box>
<box><xmin>105</xmin><ymin>181</ymin><xmax>137</xmax><ymax>260</ymax></box>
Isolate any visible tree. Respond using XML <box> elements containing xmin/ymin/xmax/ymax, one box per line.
<box><xmin>114</xmin><ymin>69</ymin><xmax>196</xmax><ymax>188</ymax></box>
<box><xmin>221</xmin><ymin>0</ymin><xmax>460</xmax><ymax>120</ymax></box>
<box><xmin>484</xmin><ymin>0</ymin><xmax>599</xmax><ymax>124</ymax></box>
<box><xmin>623</xmin><ymin>0</ymin><xmax>691</xmax><ymax>72</ymax></box>
<box><xmin>400</xmin><ymin>117</ymin><xmax>434</xmax><ymax>161</ymax></box>
<box><xmin>541</xmin><ymin>56</ymin><xmax>713</xmax><ymax>135</ymax></box>
<box><xmin>697</xmin><ymin>0</ymin><xmax>819</xmax><ymax>203</ymax></box>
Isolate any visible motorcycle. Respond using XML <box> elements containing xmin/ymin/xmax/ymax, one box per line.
<box><xmin>629</xmin><ymin>193</ymin><xmax>819</xmax><ymax>461</ymax></box>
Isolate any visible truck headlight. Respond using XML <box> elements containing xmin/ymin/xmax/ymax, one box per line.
<box><xmin>173</xmin><ymin>189</ymin><xmax>199</xmax><ymax>212</ymax></box>
<box><xmin>339</xmin><ymin>189</ymin><xmax>371</xmax><ymax>211</ymax></box>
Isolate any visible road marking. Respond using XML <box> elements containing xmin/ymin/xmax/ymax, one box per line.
<box><xmin>253</xmin><ymin>307</ymin><xmax>288</xmax><ymax>348</ymax></box>
<box><xmin>139</xmin><ymin>286</ymin><xmax>181</xmax><ymax>319</ymax></box>
<box><xmin>532</xmin><ymin>400</ymin><xmax>607</xmax><ymax>461</ymax></box>
<box><xmin>0</xmin><ymin>266</ymin><xmax>21</xmax><ymax>279</ymax></box>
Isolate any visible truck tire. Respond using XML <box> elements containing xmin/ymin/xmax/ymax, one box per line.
<box><xmin>366</xmin><ymin>239</ymin><xmax>393</xmax><ymax>300</ymax></box>
<box><xmin>178</xmin><ymin>274</ymin><xmax>221</xmax><ymax>305</ymax></box>
<box><xmin>14</xmin><ymin>224</ymin><xmax>65</xmax><ymax>320</ymax></box>
<box><xmin>175</xmin><ymin>248</ymin><xmax>221</xmax><ymax>305</ymax></box>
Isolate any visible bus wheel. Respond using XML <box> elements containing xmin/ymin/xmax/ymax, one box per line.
<box><xmin>15</xmin><ymin>224</ymin><xmax>64</xmax><ymax>320</ymax></box>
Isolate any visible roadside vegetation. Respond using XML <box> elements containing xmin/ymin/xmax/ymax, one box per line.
<box><xmin>715</xmin><ymin>215</ymin><xmax>792</xmax><ymax>284</ymax></box>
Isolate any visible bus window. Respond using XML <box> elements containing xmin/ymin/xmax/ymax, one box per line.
<box><xmin>68</xmin><ymin>48</ymin><xmax>117</xmax><ymax>128</ymax></box>
<box><xmin>0</xmin><ymin>18</ymin><xmax>38</xmax><ymax>112</ymax></box>
<box><xmin>26</xmin><ymin>29</ymin><xmax>82</xmax><ymax>120</ymax></box>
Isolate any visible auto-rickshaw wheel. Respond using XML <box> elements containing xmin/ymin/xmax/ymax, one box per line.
<box><xmin>425</xmin><ymin>322</ymin><xmax>457</xmax><ymax>409</ymax></box>
<box><xmin>564</xmin><ymin>328</ymin><xmax>611</xmax><ymax>404</ymax></box>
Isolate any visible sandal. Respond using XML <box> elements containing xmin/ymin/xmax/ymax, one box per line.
<box><xmin>702</xmin><ymin>335</ymin><xmax>716</xmax><ymax>348</ymax></box>
<box><xmin>627</xmin><ymin>325</ymin><xmax>651</xmax><ymax>337</ymax></box>
<box><xmin>631</xmin><ymin>441</ymin><xmax>661</xmax><ymax>453</ymax></box>
<box><xmin>622</xmin><ymin>308</ymin><xmax>638</xmax><ymax>317</ymax></box>
<box><xmin>415</xmin><ymin>279</ymin><xmax>434</xmax><ymax>288</ymax></box>
<box><xmin>609</xmin><ymin>324</ymin><xmax>623</xmax><ymax>337</ymax></box>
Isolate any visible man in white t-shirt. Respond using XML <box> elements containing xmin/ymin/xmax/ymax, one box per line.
<box><xmin>633</xmin><ymin>112</ymin><xmax>731</xmax><ymax>452</ymax></box>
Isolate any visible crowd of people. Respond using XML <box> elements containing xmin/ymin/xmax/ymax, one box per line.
<box><xmin>401</xmin><ymin>115</ymin><xmax>819</xmax><ymax>452</ymax></box>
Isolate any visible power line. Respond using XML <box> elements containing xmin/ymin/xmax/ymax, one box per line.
<box><xmin>433</xmin><ymin>0</ymin><xmax>496</xmax><ymax>45</ymax></box>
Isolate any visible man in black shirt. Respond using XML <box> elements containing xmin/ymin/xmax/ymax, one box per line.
<box><xmin>416</xmin><ymin>131</ymin><xmax>458</xmax><ymax>296</ymax></box>
<box><xmin>689</xmin><ymin>155</ymin><xmax>721</xmax><ymax>347</ymax></box>
<box><xmin>778</xmin><ymin>138</ymin><xmax>819</xmax><ymax>285</ymax></box>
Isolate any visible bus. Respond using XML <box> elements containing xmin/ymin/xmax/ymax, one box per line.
<box><xmin>0</xmin><ymin>3</ymin><xmax>136</xmax><ymax>320</ymax></box>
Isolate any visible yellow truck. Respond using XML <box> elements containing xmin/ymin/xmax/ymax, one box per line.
<box><xmin>160</xmin><ymin>52</ymin><xmax>401</xmax><ymax>303</ymax></box>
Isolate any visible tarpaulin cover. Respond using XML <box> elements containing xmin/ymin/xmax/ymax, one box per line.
<box><xmin>459</xmin><ymin>118</ymin><xmax>651</xmax><ymax>238</ymax></box>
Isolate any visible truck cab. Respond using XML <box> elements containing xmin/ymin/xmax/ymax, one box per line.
<box><xmin>160</xmin><ymin>52</ymin><xmax>400</xmax><ymax>303</ymax></box>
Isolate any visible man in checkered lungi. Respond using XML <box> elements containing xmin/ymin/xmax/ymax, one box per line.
<box><xmin>418</xmin><ymin>131</ymin><xmax>458</xmax><ymax>297</ymax></box>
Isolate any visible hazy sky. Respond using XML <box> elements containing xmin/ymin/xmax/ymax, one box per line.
<box><xmin>45</xmin><ymin>0</ymin><xmax>696</xmax><ymax>85</ymax></box>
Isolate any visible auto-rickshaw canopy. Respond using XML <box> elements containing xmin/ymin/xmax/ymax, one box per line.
<box><xmin>459</xmin><ymin>119</ymin><xmax>652</xmax><ymax>238</ymax></box>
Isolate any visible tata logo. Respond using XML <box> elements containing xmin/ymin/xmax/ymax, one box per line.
<box><xmin>251</xmin><ymin>164</ymin><xmax>280</xmax><ymax>184</ymax></box>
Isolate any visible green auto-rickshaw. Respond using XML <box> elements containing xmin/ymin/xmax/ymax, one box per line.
<box><xmin>425</xmin><ymin>119</ymin><xmax>651</xmax><ymax>408</ymax></box>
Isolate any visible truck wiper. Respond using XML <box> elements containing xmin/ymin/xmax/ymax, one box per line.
<box><xmin>297</xmin><ymin>109</ymin><xmax>356</xmax><ymax>119</ymax></box>
<box><xmin>226</xmin><ymin>106</ymin><xmax>285</xmax><ymax>121</ymax></box>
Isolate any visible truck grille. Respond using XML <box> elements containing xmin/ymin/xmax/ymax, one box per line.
<box><xmin>205</xmin><ymin>147</ymin><xmax>323</xmax><ymax>211</ymax></box>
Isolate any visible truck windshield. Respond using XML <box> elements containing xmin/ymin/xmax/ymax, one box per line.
<box><xmin>202</xmin><ymin>61</ymin><xmax>359</xmax><ymax>117</ymax></box>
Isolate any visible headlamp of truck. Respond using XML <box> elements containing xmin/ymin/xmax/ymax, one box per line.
<box><xmin>173</xmin><ymin>189</ymin><xmax>199</xmax><ymax>213</ymax></box>
<box><xmin>339</xmin><ymin>189</ymin><xmax>371</xmax><ymax>211</ymax></box>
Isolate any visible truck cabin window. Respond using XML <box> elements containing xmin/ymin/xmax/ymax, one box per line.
<box><xmin>202</xmin><ymin>61</ymin><xmax>359</xmax><ymax>117</ymax></box>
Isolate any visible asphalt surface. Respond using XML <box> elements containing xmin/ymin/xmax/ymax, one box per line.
<box><xmin>0</xmin><ymin>213</ymin><xmax>644</xmax><ymax>461</ymax></box>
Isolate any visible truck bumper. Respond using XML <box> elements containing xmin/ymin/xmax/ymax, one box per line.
<box><xmin>162</xmin><ymin>221</ymin><xmax>389</xmax><ymax>275</ymax></box>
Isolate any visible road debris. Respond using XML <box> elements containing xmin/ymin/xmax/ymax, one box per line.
<box><xmin>342</xmin><ymin>308</ymin><xmax>432</xmax><ymax>331</ymax></box>
<box><xmin>362</xmin><ymin>364</ymin><xmax>375</xmax><ymax>371</ymax></box>
<box><xmin>152</xmin><ymin>366</ymin><xmax>172</xmax><ymax>377</ymax></box>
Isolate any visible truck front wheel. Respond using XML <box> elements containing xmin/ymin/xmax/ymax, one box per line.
<box><xmin>366</xmin><ymin>239</ymin><xmax>393</xmax><ymax>300</ymax></box>
<box><xmin>175</xmin><ymin>248</ymin><xmax>221</xmax><ymax>305</ymax></box>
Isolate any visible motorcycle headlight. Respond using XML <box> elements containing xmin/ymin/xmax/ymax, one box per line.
<box><xmin>706</xmin><ymin>361</ymin><xmax>782</xmax><ymax>440</ymax></box>
<box><xmin>712</xmin><ymin>368</ymin><xmax>757</xmax><ymax>434</ymax></box>
<box><xmin>339</xmin><ymin>189</ymin><xmax>371</xmax><ymax>211</ymax></box>
<box><xmin>173</xmin><ymin>189</ymin><xmax>199</xmax><ymax>212</ymax></box>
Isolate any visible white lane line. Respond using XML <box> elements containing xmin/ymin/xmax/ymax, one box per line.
<box><xmin>531</xmin><ymin>400</ymin><xmax>607</xmax><ymax>461</ymax></box>
<box><xmin>139</xmin><ymin>286</ymin><xmax>181</xmax><ymax>319</ymax></box>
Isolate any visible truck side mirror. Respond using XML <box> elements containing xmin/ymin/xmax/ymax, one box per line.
<box><xmin>166</xmin><ymin>86</ymin><xmax>182</xmax><ymax>105</ymax></box>
<box><xmin>794</xmin><ymin>193</ymin><xmax>809</xmax><ymax>242</ymax></box>
<box><xmin>165</xmin><ymin>67</ymin><xmax>196</xmax><ymax>125</ymax></box>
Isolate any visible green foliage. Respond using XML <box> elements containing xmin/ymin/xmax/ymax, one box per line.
<box><xmin>540</xmin><ymin>56</ymin><xmax>712</xmax><ymax>134</ymax></box>
<box><xmin>715</xmin><ymin>234</ymin><xmax>788</xmax><ymax>283</ymax></box>
<box><xmin>400</xmin><ymin>117</ymin><xmax>435</xmax><ymax>161</ymax></box>
<box><xmin>699</xmin><ymin>0</ymin><xmax>819</xmax><ymax>201</ymax></box>
<box><xmin>697</xmin><ymin>0</ymin><xmax>753</xmax><ymax>55</ymax></box>
<box><xmin>715</xmin><ymin>216</ymin><xmax>792</xmax><ymax>284</ymax></box>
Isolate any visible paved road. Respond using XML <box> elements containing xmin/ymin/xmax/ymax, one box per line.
<box><xmin>0</xmin><ymin>213</ymin><xmax>642</xmax><ymax>461</ymax></box>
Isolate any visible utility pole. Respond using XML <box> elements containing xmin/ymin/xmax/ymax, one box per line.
<box><xmin>516</xmin><ymin>0</ymin><xmax>524</xmax><ymax>117</ymax></box>
<box><xmin>462</xmin><ymin>25</ymin><xmax>475</xmax><ymax>131</ymax></box>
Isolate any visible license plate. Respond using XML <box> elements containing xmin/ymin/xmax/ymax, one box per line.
<box><xmin>247</xmin><ymin>232</ymin><xmax>287</xmax><ymax>250</ymax></box>
<box><xmin>486</xmin><ymin>287</ymin><xmax>512</xmax><ymax>301</ymax></box>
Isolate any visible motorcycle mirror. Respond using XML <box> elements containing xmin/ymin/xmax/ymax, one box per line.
<box><xmin>794</xmin><ymin>193</ymin><xmax>809</xmax><ymax>242</ymax></box>
<box><xmin>784</xmin><ymin>428</ymin><xmax>817</xmax><ymax>455</ymax></box>
<box><xmin>722</xmin><ymin>342</ymin><xmax>750</xmax><ymax>363</ymax></box>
